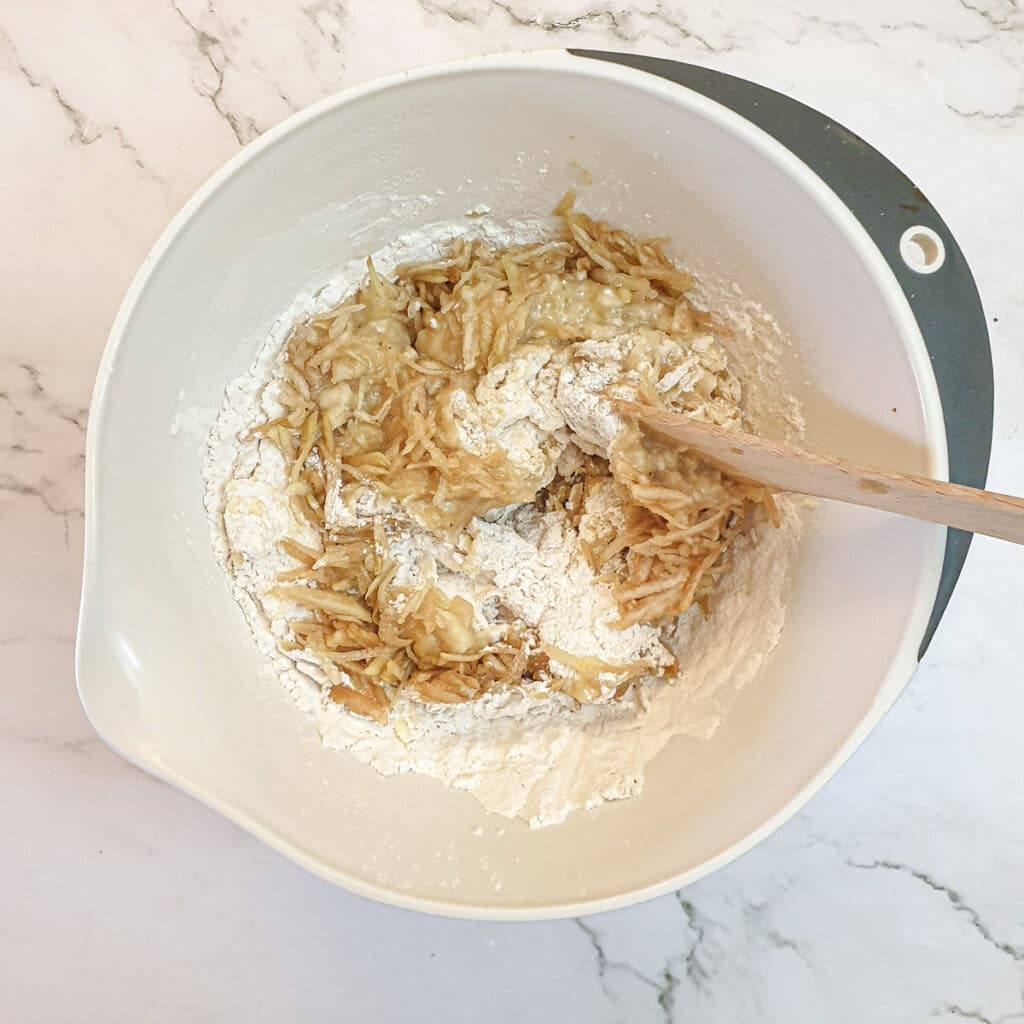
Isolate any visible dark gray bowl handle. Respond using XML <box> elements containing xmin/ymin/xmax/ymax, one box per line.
<box><xmin>570</xmin><ymin>50</ymin><xmax>994</xmax><ymax>658</ymax></box>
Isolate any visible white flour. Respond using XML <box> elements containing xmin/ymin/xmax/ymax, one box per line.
<box><xmin>315</xmin><ymin>500</ymin><xmax>798</xmax><ymax>828</ymax></box>
<box><xmin>204</xmin><ymin>217</ymin><xmax>802</xmax><ymax>828</ymax></box>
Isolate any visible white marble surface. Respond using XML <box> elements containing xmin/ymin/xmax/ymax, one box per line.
<box><xmin>2</xmin><ymin>0</ymin><xmax>1023</xmax><ymax>1020</ymax></box>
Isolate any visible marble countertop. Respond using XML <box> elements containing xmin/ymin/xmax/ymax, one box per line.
<box><xmin>3</xmin><ymin>1</ymin><xmax>1023</xmax><ymax>1020</ymax></box>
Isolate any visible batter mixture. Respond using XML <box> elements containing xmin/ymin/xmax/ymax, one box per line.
<box><xmin>205</xmin><ymin>197</ymin><xmax>801</xmax><ymax>827</ymax></box>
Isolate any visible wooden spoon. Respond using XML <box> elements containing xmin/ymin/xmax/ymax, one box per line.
<box><xmin>614</xmin><ymin>401</ymin><xmax>1024</xmax><ymax>544</ymax></box>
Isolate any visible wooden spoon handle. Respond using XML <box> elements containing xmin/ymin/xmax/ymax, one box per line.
<box><xmin>617</xmin><ymin>402</ymin><xmax>1024</xmax><ymax>544</ymax></box>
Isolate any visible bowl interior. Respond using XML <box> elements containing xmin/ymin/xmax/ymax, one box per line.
<box><xmin>79</xmin><ymin>55</ymin><xmax>945</xmax><ymax>917</ymax></box>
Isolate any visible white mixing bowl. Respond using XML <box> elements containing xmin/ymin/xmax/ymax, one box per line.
<box><xmin>78</xmin><ymin>51</ymin><xmax>952</xmax><ymax>918</ymax></box>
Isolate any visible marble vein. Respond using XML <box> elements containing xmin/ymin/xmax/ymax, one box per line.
<box><xmin>0</xmin><ymin>361</ymin><xmax>87</xmax><ymax>547</ymax></box>
<box><xmin>15</xmin><ymin>362</ymin><xmax>88</xmax><ymax>433</ymax></box>
<box><xmin>674</xmin><ymin>894</ymin><xmax>712</xmax><ymax>994</ymax></box>
<box><xmin>0</xmin><ymin>475</ymin><xmax>81</xmax><ymax>519</ymax></box>
<box><xmin>303</xmin><ymin>0</ymin><xmax>350</xmax><ymax>53</ymax></box>
<box><xmin>3</xmin><ymin>733</ymin><xmax>103</xmax><ymax>757</ymax></box>
<box><xmin>940</xmin><ymin>97</ymin><xmax>1024</xmax><ymax>123</ymax></box>
<box><xmin>782</xmin><ymin>11</ymin><xmax>1023</xmax><ymax>61</ymax></box>
<box><xmin>573</xmin><ymin>891</ymin><xmax>720</xmax><ymax>1020</ymax></box>
<box><xmin>741</xmin><ymin>899</ymin><xmax>815</xmax><ymax>970</ymax></box>
<box><xmin>415</xmin><ymin>0</ymin><xmax>727</xmax><ymax>51</ymax></box>
<box><xmin>938</xmin><ymin>1006</ymin><xmax>993</xmax><ymax>1023</ymax></box>
<box><xmin>957</xmin><ymin>0</ymin><xmax>1024</xmax><ymax>32</ymax></box>
<box><xmin>937</xmin><ymin>1004</ymin><xmax>1024</xmax><ymax>1024</ymax></box>
<box><xmin>848</xmin><ymin>859</ymin><xmax>1024</xmax><ymax>965</ymax></box>
<box><xmin>574</xmin><ymin>917</ymin><xmax>666</xmax><ymax>1008</ymax></box>
<box><xmin>169</xmin><ymin>0</ymin><xmax>257</xmax><ymax>145</ymax></box>
<box><xmin>1</xmin><ymin>30</ymin><xmax>156</xmax><ymax>176</ymax></box>
<box><xmin>489</xmin><ymin>1</ymin><xmax>632</xmax><ymax>39</ymax></box>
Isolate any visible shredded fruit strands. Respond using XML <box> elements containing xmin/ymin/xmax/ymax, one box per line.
<box><xmin>256</xmin><ymin>195</ymin><xmax>775</xmax><ymax>720</ymax></box>
<box><xmin>605</xmin><ymin>425</ymin><xmax>773</xmax><ymax>629</ymax></box>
